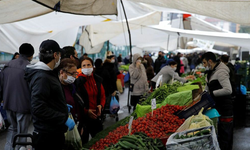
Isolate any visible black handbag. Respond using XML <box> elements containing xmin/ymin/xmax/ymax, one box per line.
<box><xmin>129</xmin><ymin>83</ymin><xmax>134</xmax><ymax>92</ymax></box>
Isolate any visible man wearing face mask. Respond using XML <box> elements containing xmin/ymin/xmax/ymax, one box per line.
<box><xmin>201</xmin><ymin>52</ymin><xmax>233</xmax><ymax>150</ymax></box>
<box><xmin>1</xmin><ymin>43</ymin><xmax>34</xmax><ymax>150</ymax></box>
<box><xmin>25</xmin><ymin>40</ymin><xmax>75</xmax><ymax>150</ymax></box>
<box><xmin>154</xmin><ymin>51</ymin><xmax>166</xmax><ymax>74</ymax></box>
<box><xmin>62</xmin><ymin>46</ymin><xmax>80</xmax><ymax>68</ymax></box>
<box><xmin>151</xmin><ymin>61</ymin><xmax>189</xmax><ymax>89</ymax></box>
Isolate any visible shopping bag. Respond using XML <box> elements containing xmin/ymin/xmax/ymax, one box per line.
<box><xmin>116</xmin><ymin>79</ymin><xmax>123</xmax><ymax>93</ymax></box>
<box><xmin>110</xmin><ymin>96</ymin><xmax>120</xmax><ymax>114</ymax></box>
<box><xmin>65</xmin><ymin>114</ymin><xmax>82</xmax><ymax>150</ymax></box>
<box><xmin>0</xmin><ymin>112</ymin><xmax>5</xmax><ymax>130</ymax></box>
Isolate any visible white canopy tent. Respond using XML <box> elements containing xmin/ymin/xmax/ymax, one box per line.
<box><xmin>0</xmin><ymin>0</ymin><xmax>117</xmax><ymax>24</ymax></box>
<box><xmin>1</xmin><ymin>0</ymin><xmax>250</xmax><ymax>56</ymax></box>
<box><xmin>0</xmin><ymin>0</ymin><xmax>158</xmax><ymax>56</ymax></box>
<box><xmin>128</xmin><ymin>0</ymin><xmax>250</xmax><ymax>26</ymax></box>
<box><xmin>174</xmin><ymin>48</ymin><xmax>228</xmax><ymax>55</ymax></box>
<box><xmin>0</xmin><ymin>12</ymin><xmax>110</xmax><ymax>56</ymax></box>
<box><xmin>148</xmin><ymin>24</ymin><xmax>250</xmax><ymax>50</ymax></box>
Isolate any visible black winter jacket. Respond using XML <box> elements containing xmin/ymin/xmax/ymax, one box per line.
<box><xmin>97</xmin><ymin>63</ymin><xmax>117</xmax><ymax>96</ymax></box>
<box><xmin>25</xmin><ymin>62</ymin><xmax>68</xmax><ymax>133</ymax></box>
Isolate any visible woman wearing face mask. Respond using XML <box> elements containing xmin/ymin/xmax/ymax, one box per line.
<box><xmin>58</xmin><ymin>58</ymin><xmax>86</xmax><ymax>145</ymax></box>
<box><xmin>129</xmin><ymin>53</ymin><xmax>149</xmax><ymax>111</ymax></box>
<box><xmin>75</xmin><ymin>57</ymin><xmax>105</xmax><ymax>144</ymax></box>
<box><xmin>151</xmin><ymin>61</ymin><xmax>191</xmax><ymax>87</ymax></box>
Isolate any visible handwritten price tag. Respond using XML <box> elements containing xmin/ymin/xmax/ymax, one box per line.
<box><xmin>151</xmin><ymin>98</ymin><xmax>156</xmax><ymax>110</ymax></box>
<box><xmin>128</xmin><ymin>116</ymin><xmax>134</xmax><ymax>135</ymax></box>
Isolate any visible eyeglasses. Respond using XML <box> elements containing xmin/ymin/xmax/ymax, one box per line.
<box><xmin>63</xmin><ymin>69</ymin><xmax>78</xmax><ymax>76</ymax></box>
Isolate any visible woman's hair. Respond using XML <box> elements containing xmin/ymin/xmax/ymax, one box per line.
<box><xmin>58</xmin><ymin>58</ymin><xmax>77</xmax><ymax>71</ymax></box>
<box><xmin>168</xmin><ymin>60</ymin><xmax>177</xmax><ymax>66</ymax></box>
<box><xmin>144</xmin><ymin>57</ymin><xmax>151</xmax><ymax>67</ymax></box>
<box><xmin>12</xmin><ymin>52</ymin><xmax>20</xmax><ymax>60</ymax></box>
<box><xmin>95</xmin><ymin>58</ymin><xmax>103</xmax><ymax>68</ymax></box>
<box><xmin>79</xmin><ymin>56</ymin><xmax>93</xmax><ymax>67</ymax></box>
<box><xmin>104</xmin><ymin>59</ymin><xmax>111</xmax><ymax>63</ymax></box>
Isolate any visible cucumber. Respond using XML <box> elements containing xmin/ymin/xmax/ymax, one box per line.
<box><xmin>120</xmin><ymin>138</ymin><xmax>137</xmax><ymax>144</ymax></box>
<box><xmin>122</xmin><ymin>141</ymin><xmax>139</xmax><ymax>149</ymax></box>
<box><xmin>118</xmin><ymin>141</ymin><xmax>130</xmax><ymax>149</ymax></box>
<box><xmin>194</xmin><ymin>129</ymin><xmax>210</xmax><ymax>136</ymax></box>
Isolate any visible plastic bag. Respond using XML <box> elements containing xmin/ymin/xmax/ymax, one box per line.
<box><xmin>176</xmin><ymin>108</ymin><xmax>213</xmax><ymax>132</ymax></box>
<box><xmin>160</xmin><ymin>90</ymin><xmax>193</xmax><ymax>107</ymax></box>
<box><xmin>0</xmin><ymin>112</ymin><xmax>5</xmax><ymax>130</ymax></box>
<box><xmin>240</xmin><ymin>85</ymin><xmax>247</xmax><ymax>95</ymax></box>
<box><xmin>110</xmin><ymin>96</ymin><xmax>120</xmax><ymax>114</ymax></box>
<box><xmin>135</xmin><ymin>104</ymin><xmax>161</xmax><ymax>117</ymax></box>
<box><xmin>167</xmin><ymin>126</ymin><xmax>220</xmax><ymax>150</ymax></box>
<box><xmin>64</xmin><ymin>114</ymin><xmax>82</xmax><ymax>150</ymax></box>
<box><xmin>156</xmin><ymin>75</ymin><xmax>163</xmax><ymax>89</ymax></box>
<box><xmin>177</xmin><ymin>85</ymin><xmax>199</xmax><ymax>92</ymax></box>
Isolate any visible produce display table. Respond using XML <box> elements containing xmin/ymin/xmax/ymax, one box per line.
<box><xmin>83</xmin><ymin>76</ymin><xmax>218</xmax><ymax>150</ymax></box>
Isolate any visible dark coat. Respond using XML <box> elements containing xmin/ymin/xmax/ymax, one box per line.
<box><xmin>173</xmin><ymin>56</ymin><xmax>181</xmax><ymax>75</ymax></box>
<box><xmin>101</xmin><ymin>63</ymin><xmax>117</xmax><ymax>96</ymax></box>
<box><xmin>154</xmin><ymin>56</ymin><xmax>166</xmax><ymax>74</ymax></box>
<box><xmin>1</xmin><ymin>55</ymin><xmax>31</xmax><ymax>113</ymax></box>
<box><xmin>25</xmin><ymin>62</ymin><xmax>68</xmax><ymax>133</ymax></box>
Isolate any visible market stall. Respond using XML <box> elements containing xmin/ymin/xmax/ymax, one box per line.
<box><xmin>81</xmin><ymin>73</ymin><xmax>219</xmax><ymax>150</ymax></box>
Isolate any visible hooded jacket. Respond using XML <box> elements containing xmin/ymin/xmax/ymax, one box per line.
<box><xmin>1</xmin><ymin>55</ymin><xmax>31</xmax><ymax>113</ymax></box>
<box><xmin>129</xmin><ymin>54</ymin><xmax>148</xmax><ymax>96</ymax></box>
<box><xmin>151</xmin><ymin>66</ymin><xmax>186</xmax><ymax>84</ymax></box>
<box><xmin>25</xmin><ymin>62</ymin><xmax>68</xmax><ymax>133</ymax></box>
<box><xmin>205</xmin><ymin>62</ymin><xmax>233</xmax><ymax>116</ymax></box>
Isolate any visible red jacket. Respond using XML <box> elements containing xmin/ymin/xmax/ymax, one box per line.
<box><xmin>77</xmin><ymin>73</ymin><xmax>106</xmax><ymax>115</ymax></box>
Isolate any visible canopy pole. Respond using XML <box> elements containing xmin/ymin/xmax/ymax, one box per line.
<box><xmin>120</xmin><ymin>0</ymin><xmax>132</xmax><ymax>113</ymax></box>
<box><xmin>120</xmin><ymin>0</ymin><xmax>132</xmax><ymax>62</ymax></box>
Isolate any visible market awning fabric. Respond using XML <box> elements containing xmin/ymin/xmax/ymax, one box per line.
<box><xmin>148</xmin><ymin>25</ymin><xmax>250</xmax><ymax>49</ymax></box>
<box><xmin>79</xmin><ymin>11</ymin><xmax>161</xmax><ymax>47</ymax></box>
<box><xmin>128</xmin><ymin>0</ymin><xmax>250</xmax><ymax>25</ymax></box>
<box><xmin>33</xmin><ymin>0</ymin><xmax>117</xmax><ymax>15</ymax></box>
<box><xmin>0</xmin><ymin>12</ymin><xmax>111</xmax><ymax>56</ymax></box>
<box><xmin>0</xmin><ymin>0</ymin><xmax>52</xmax><ymax>24</ymax></box>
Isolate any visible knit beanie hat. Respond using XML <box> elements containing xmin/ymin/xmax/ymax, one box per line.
<box><xmin>19</xmin><ymin>43</ymin><xmax>34</xmax><ymax>57</ymax></box>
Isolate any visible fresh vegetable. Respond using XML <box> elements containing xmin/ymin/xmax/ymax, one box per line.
<box><xmin>82</xmin><ymin>111</ymin><xmax>137</xmax><ymax>149</ymax></box>
<box><xmin>90</xmin><ymin>105</ymin><xmax>185</xmax><ymax>150</ymax></box>
<box><xmin>139</xmin><ymin>82</ymin><xmax>183</xmax><ymax>105</ymax></box>
<box><xmin>119</xmin><ymin>64</ymin><xmax>130</xmax><ymax>71</ymax></box>
<box><xmin>174</xmin><ymin>129</ymin><xmax>211</xmax><ymax>139</ymax></box>
<box><xmin>105</xmin><ymin>132</ymin><xmax>165</xmax><ymax>150</ymax></box>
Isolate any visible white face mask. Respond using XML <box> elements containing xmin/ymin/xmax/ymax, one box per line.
<box><xmin>206</xmin><ymin>62</ymin><xmax>212</xmax><ymax>70</ymax></box>
<box><xmin>172</xmin><ymin>67</ymin><xmax>177</xmax><ymax>71</ymax></box>
<box><xmin>137</xmin><ymin>60</ymin><xmax>141</xmax><ymax>63</ymax></box>
<box><xmin>54</xmin><ymin>56</ymin><xmax>61</xmax><ymax>69</ymax></box>
<box><xmin>63</xmin><ymin>75</ymin><xmax>76</xmax><ymax>84</ymax></box>
<box><xmin>111</xmin><ymin>59</ymin><xmax>115</xmax><ymax>63</ymax></box>
<box><xmin>81</xmin><ymin>68</ymin><xmax>93</xmax><ymax>76</ymax></box>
